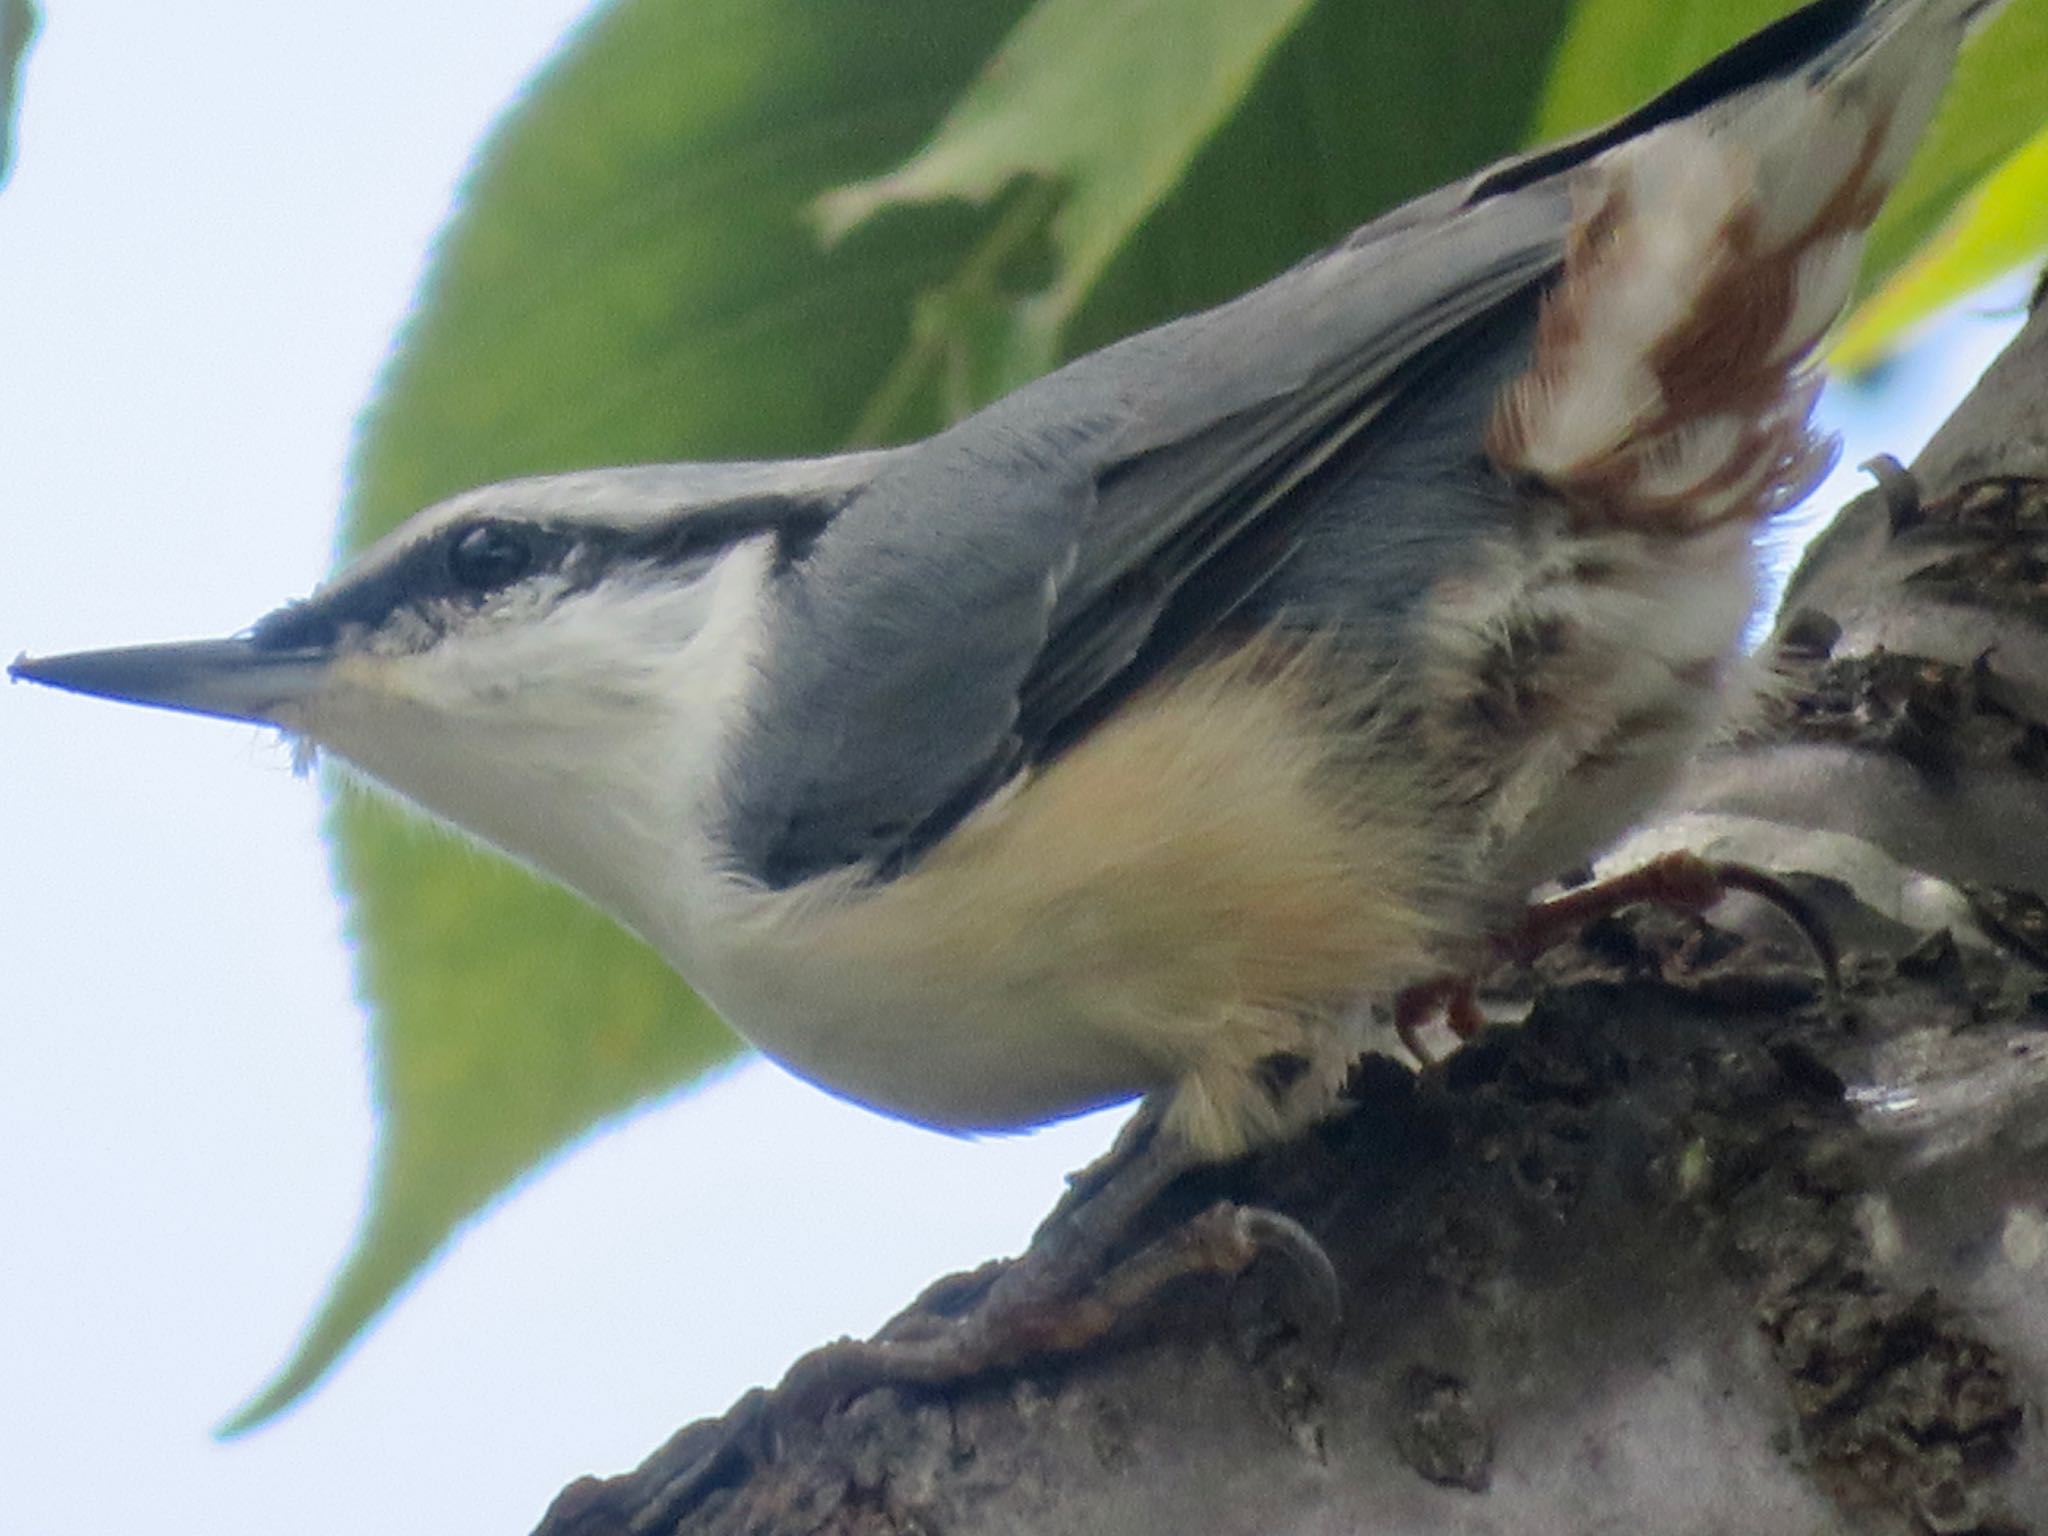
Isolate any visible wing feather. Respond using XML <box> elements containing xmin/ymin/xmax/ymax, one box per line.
<box><xmin>720</xmin><ymin>193</ymin><xmax>1568</xmax><ymax>886</ymax></box>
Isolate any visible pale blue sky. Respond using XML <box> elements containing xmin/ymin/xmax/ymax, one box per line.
<box><xmin>0</xmin><ymin>6</ymin><xmax>2022</xmax><ymax>1534</ymax></box>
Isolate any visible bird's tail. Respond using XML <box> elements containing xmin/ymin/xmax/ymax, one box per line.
<box><xmin>1485</xmin><ymin>0</ymin><xmax>1999</xmax><ymax>535</ymax></box>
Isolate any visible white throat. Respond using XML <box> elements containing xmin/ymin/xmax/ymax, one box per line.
<box><xmin>308</xmin><ymin>540</ymin><xmax>775</xmax><ymax>951</ymax></box>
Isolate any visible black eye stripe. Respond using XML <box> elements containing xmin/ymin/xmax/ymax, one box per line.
<box><xmin>246</xmin><ymin>493</ymin><xmax>843</xmax><ymax>652</ymax></box>
<box><xmin>249</xmin><ymin>520</ymin><xmax>571</xmax><ymax>650</ymax></box>
<box><xmin>610</xmin><ymin>496</ymin><xmax>832</xmax><ymax>570</ymax></box>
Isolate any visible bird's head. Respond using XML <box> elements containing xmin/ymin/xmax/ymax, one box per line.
<box><xmin>12</xmin><ymin>456</ymin><xmax>885</xmax><ymax>925</ymax></box>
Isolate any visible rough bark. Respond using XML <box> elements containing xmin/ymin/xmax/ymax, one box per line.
<box><xmin>537</xmin><ymin>288</ymin><xmax>2048</xmax><ymax>1536</ymax></box>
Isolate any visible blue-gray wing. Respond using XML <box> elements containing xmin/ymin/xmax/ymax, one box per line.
<box><xmin>717</xmin><ymin>185</ymin><xmax>1573</xmax><ymax>889</ymax></box>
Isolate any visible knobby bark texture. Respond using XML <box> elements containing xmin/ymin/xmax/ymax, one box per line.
<box><xmin>538</xmin><ymin>290</ymin><xmax>2048</xmax><ymax>1536</ymax></box>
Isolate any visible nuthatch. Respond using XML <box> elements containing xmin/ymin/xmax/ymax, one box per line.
<box><xmin>14</xmin><ymin>0</ymin><xmax>1993</xmax><ymax>1171</ymax></box>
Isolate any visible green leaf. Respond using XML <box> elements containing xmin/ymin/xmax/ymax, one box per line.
<box><xmin>833</xmin><ymin>0</ymin><xmax>1576</xmax><ymax>441</ymax></box>
<box><xmin>816</xmin><ymin>0</ymin><xmax>1324</xmax><ymax>385</ymax></box>
<box><xmin>1853</xmin><ymin>0</ymin><xmax>2048</xmax><ymax>303</ymax></box>
<box><xmin>1532</xmin><ymin>0</ymin><xmax>1788</xmax><ymax>135</ymax></box>
<box><xmin>0</xmin><ymin>0</ymin><xmax>37</xmax><ymax>189</ymax></box>
<box><xmin>1836</xmin><ymin>0</ymin><xmax>2048</xmax><ymax>363</ymax></box>
<box><xmin>223</xmin><ymin>827</ymin><xmax>744</xmax><ymax>1432</ymax></box>
<box><xmin>241</xmin><ymin>0</ymin><xmax>1571</xmax><ymax>1424</ymax></box>
<box><xmin>1834</xmin><ymin>120</ymin><xmax>2048</xmax><ymax>371</ymax></box>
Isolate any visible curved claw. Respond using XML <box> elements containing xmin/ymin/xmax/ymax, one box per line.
<box><xmin>1227</xmin><ymin>1204</ymin><xmax>1344</xmax><ymax>1357</ymax></box>
<box><xmin>1706</xmin><ymin>860</ymin><xmax>1842</xmax><ymax>1008</ymax></box>
<box><xmin>1860</xmin><ymin>452</ymin><xmax>1922</xmax><ymax>533</ymax></box>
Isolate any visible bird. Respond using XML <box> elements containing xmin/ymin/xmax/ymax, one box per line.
<box><xmin>13</xmin><ymin>0</ymin><xmax>2001</xmax><ymax>1384</ymax></box>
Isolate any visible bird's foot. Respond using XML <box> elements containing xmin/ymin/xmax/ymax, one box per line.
<box><xmin>1393</xmin><ymin>851</ymin><xmax>1842</xmax><ymax>1058</ymax></box>
<box><xmin>1510</xmin><ymin>850</ymin><xmax>1841</xmax><ymax>1002</ymax></box>
<box><xmin>770</xmin><ymin>1103</ymin><xmax>1340</xmax><ymax>1420</ymax></box>
<box><xmin>1393</xmin><ymin>975</ymin><xmax>1486</xmax><ymax>1063</ymax></box>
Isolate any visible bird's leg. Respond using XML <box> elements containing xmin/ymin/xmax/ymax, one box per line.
<box><xmin>1508</xmin><ymin>850</ymin><xmax>1841</xmax><ymax>999</ymax></box>
<box><xmin>771</xmin><ymin>1097</ymin><xmax>1338</xmax><ymax>1417</ymax></box>
<box><xmin>1393</xmin><ymin>852</ymin><xmax>1840</xmax><ymax>1054</ymax></box>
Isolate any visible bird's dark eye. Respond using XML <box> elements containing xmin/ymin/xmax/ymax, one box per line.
<box><xmin>447</xmin><ymin>522</ymin><xmax>533</xmax><ymax>592</ymax></box>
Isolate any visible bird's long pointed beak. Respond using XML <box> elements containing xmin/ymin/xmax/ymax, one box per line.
<box><xmin>9</xmin><ymin>637</ymin><xmax>331</xmax><ymax>727</ymax></box>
